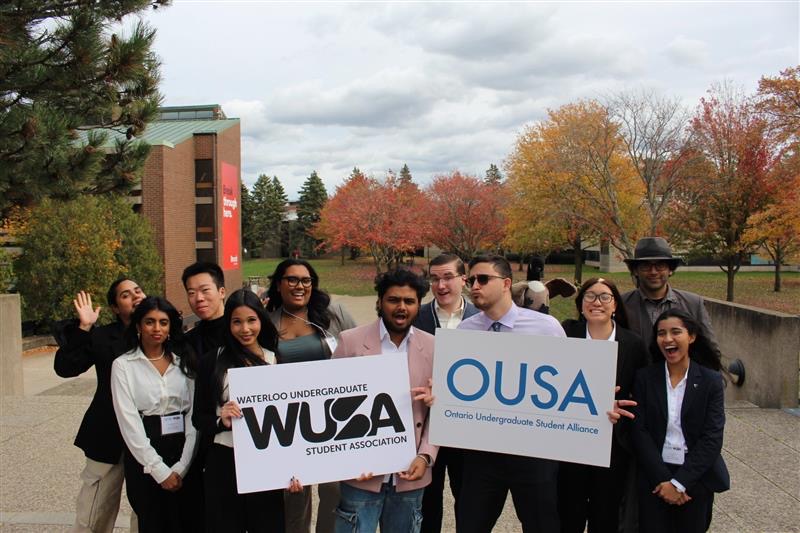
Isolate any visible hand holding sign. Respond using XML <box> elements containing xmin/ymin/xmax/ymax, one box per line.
<box><xmin>606</xmin><ymin>386</ymin><xmax>636</xmax><ymax>424</ymax></box>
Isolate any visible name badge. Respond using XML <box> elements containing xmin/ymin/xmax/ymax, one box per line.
<box><xmin>161</xmin><ymin>414</ymin><xmax>184</xmax><ymax>436</ymax></box>
<box><xmin>324</xmin><ymin>335</ymin><xmax>338</xmax><ymax>354</ymax></box>
<box><xmin>662</xmin><ymin>445</ymin><xmax>685</xmax><ymax>465</ymax></box>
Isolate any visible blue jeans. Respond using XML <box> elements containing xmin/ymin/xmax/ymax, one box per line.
<box><xmin>334</xmin><ymin>482</ymin><xmax>424</xmax><ymax>533</ymax></box>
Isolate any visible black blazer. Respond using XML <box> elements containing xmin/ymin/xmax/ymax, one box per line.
<box><xmin>54</xmin><ymin>320</ymin><xmax>131</xmax><ymax>464</ymax></box>
<box><xmin>413</xmin><ymin>298</ymin><xmax>480</xmax><ymax>335</ymax></box>
<box><xmin>561</xmin><ymin>319</ymin><xmax>647</xmax><ymax>452</ymax></box>
<box><xmin>631</xmin><ymin>362</ymin><xmax>730</xmax><ymax>494</ymax></box>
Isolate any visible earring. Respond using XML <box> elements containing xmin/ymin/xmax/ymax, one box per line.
<box><xmin>137</xmin><ymin>331</ymin><xmax>141</xmax><ymax>340</ymax></box>
<box><xmin>612</xmin><ymin>312</ymin><xmax>616</xmax><ymax>319</ymax></box>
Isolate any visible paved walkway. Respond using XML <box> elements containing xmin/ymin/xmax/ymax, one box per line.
<box><xmin>1</xmin><ymin>295</ymin><xmax>798</xmax><ymax>531</ymax></box>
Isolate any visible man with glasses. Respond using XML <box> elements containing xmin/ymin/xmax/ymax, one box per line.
<box><xmin>413</xmin><ymin>254</ymin><xmax>479</xmax><ymax>533</ymax></box>
<box><xmin>621</xmin><ymin>237</ymin><xmax>721</xmax><ymax>362</ymax></box>
<box><xmin>456</xmin><ymin>255</ymin><xmax>566</xmax><ymax>533</ymax></box>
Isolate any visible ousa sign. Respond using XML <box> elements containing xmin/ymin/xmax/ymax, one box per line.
<box><xmin>429</xmin><ymin>329</ymin><xmax>617</xmax><ymax>467</ymax></box>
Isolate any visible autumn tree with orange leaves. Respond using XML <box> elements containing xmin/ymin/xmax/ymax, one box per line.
<box><xmin>314</xmin><ymin>168</ymin><xmax>430</xmax><ymax>272</ymax></box>
<box><xmin>425</xmin><ymin>171</ymin><xmax>507</xmax><ymax>261</ymax></box>
<box><xmin>675</xmin><ymin>83</ymin><xmax>779</xmax><ymax>301</ymax></box>
<box><xmin>505</xmin><ymin>100</ymin><xmax>646</xmax><ymax>282</ymax></box>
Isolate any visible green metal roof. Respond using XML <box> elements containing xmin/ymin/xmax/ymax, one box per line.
<box><xmin>80</xmin><ymin>118</ymin><xmax>239</xmax><ymax>149</ymax></box>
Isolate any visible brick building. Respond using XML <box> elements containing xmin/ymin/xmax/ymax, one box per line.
<box><xmin>102</xmin><ymin>104</ymin><xmax>243</xmax><ymax>316</ymax></box>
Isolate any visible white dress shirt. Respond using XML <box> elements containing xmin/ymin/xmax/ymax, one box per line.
<box><xmin>586</xmin><ymin>321</ymin><xmax>617</xmax><ymax>341</ymax></box>
<box><xmin>378</xmin><ymin>320</ymin><xmax>414</xmax><ymax>482</ymax></box>
<box><xmin>111</xmin><ymin>347</ymin><xmax>197</xmax><ymax>483</ymax></box>
<box><xmin>663</xmin><ymin>361</ymin><xmax>690</xmax><ymax>492</ymax></box>
<box><xmin>434</xmin><ymin>297</ymin><xmax>466</xmax><ymax>330</ymax></box>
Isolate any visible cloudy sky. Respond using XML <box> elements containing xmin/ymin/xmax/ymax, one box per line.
<box><xmin>139</xmin><ymin>1</ymin><xmax>798</xmax><ymax>199</ymax></box>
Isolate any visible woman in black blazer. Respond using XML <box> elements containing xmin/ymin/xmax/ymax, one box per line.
<box><xmin>559</xmin><ymin>277</ymin><xmax>648</xmax><ymax>533</ymax></box>
<box><xmin>632</xmin><ymin>309</ymin><xmax>729</xmax><ymax>533</ymax></box>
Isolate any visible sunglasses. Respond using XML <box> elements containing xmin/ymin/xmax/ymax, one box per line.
<box><xmin>466</xmin><ymin>274</ymin><xmax>506</xmax><ymax>287</ymax></box>
<box><xmin>282</xmin><ymin>276</ymin><xmax>313</xmax><ymax>288</ymax></box>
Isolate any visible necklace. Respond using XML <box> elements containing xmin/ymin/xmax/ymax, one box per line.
<box><xmin>282</xmin><ymin>308</ymin><xmax>308</xmax><ymax>322</ymax></box>
<box><xmin>146</xmin><ymin>348</ymin><xmax>166</xmax><ymax>361</ymax></box>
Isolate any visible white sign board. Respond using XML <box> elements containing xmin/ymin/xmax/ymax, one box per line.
<box><xmin>229</xmin><ymin>355</ymin><xmax>418</xmax><ymax>493</ymax></box>
<box><xmin>430</xmin><ymin>329</ymin><xmax>617</xmax><ymax>467</ymax></box>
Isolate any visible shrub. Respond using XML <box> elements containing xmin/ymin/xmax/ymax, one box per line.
<box><xmin>14</xmin><ymin>195</ymin><xmax>163</xmax><ymax>325</ymax></box>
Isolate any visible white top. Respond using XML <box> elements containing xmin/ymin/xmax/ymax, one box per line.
<box><xmin>215</xmin><ymin>346</ymin><xmax>277</xmax><ymax>448</ymax></box>
<box><xmin>586</xmin><ymin>321</ymin><xmax>617</xmax><ymax>341</ymax></box>
<box><xmin>111</xmin><ymin>347</ymin><xmax>197</xmax><ymax>483</ymax></box>
<box><xmin>379</xmin><ymin>319</ymin><xmax>414</xmax><ymax>354</ymax></box>
<box><xmin>662</xmin><ymin>361</ymin><xmax>689</xmax><ymax>464</ymax></box>
<box><xmin>434</xmin><ymin>296</ymin><xmax>466</xmax><ymax>330</ymax></box>
<box><xmin>378</xmin><ymin>319</ymin><xmax>413</xmax><ymax>483</ymax></box>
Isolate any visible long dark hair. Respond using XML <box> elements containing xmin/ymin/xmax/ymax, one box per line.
<box><xmin>126</xmin><ymin>296</ymin><xmax>196</xmax><ymax>377</ymax></box>
<box><xmin>649</xmin><ymin>309</ymin><xmax>721</xmax><ymax>372</ymax></box>
<box><xmin>106</xmin><ymin>277</ymin><xmax>137</xmax><ymax>321</ymax></box>
<box><xmin>574</xmin><ymin>277</ymin><xmax>630</xmax><ymax>329</ymax></box>
<box><xmin>213</xmin><ymin>289</ymin><xmax>279</xmax><ymax>405</ymax></box>
<box><xmin>265</xmin><ymin>259</ymin><xmax>332</xmax><ymax>331</ymax></box>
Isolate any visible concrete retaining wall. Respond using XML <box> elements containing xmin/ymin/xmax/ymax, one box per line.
<box><xmin>705</xmin><ymin>297</ymin><xmax>799</xmax><ymax>408</ymax></box>
<box><xmin>0</xmin><ymin>294</ymin><xmax>23</xmax><ymax>396</ymax></box>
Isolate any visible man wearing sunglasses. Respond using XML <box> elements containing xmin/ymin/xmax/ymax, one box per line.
<box><xmin>413</xmin><ymin>253</ymin><xmax>479</xmax><ymax>533</ymax></box>
<box><xmin>621</xmin><ymin>237</ymin><xmax>721</xmax><ymax>362</ymax></box>
<box><xmin>456</xmin><ymin>255</ymin><xmax>566</xmax><ymax>533</ymax></box>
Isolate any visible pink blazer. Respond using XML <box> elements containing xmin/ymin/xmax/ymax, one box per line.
<box><xmin>333</xmin><ymin>320</ymin><xmax>438</xmax><ymax>493</ymax></box>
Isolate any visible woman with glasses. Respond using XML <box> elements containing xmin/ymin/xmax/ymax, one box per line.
<box><xmin>265</xmin><ymin>258</ymin><xmax>357</xmax><ymax>533</ymax></box>
<box><xmin>558</xmin><ymin>278</ymin><xmax>648</xmax><ymax>533</ymax></box>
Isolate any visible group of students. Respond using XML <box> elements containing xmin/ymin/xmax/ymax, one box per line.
<box><xmin>55</xmin><ymin>236</ymin><xmax>729</xmax><ymax>533</ymax></box>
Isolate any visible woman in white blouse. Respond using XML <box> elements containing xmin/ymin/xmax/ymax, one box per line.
<box><xmin>193</xmin><ymin>288</ymin><xmax>290</xmax><ymax>532</ymax></box>
<box><xmin>111</xmin><ymin>296</ymin><xmax>200</xmax><ymax>533</ymax></box>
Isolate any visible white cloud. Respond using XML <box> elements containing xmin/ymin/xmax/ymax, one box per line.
<box><xmin>145</xmin><ymin>2</ymin><xmax>798</xmax><ymax>198</ymax></box>
<box><xmin>665</xmin><ymin>36</ymin><xmax>710</xmax><ymax>67</ymax></box>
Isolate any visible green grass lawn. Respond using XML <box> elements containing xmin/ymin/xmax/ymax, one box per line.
<box><xmin>244</xmin><ymin>258</ymin><xmax>800</xmax><ymax>321</ymax></box>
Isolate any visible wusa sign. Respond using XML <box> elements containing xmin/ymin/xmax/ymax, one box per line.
<box><xmin>229</xmin><ymin>355</ymin><xmax>417</xmax><ymax>493</ymax></box>
<box><xmin>430</xmin><ymin>329</ymin><xmax>617</xmax><ymax>467</ymax></box>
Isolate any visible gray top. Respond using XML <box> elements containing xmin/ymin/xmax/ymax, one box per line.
<box><xmin>277</xmin><ymin>334</ymin><xmax>328</xmax><ymax>364</ymax></box>
<box><xmin>621</xmin><ymin>286</ymin><xmax>722</xmax><ymax>361</ymax></box>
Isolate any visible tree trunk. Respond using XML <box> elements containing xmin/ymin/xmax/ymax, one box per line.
<box><xmin>341</xmin><ymin>247</ymin><xmax>345</xmax><ymax>266</ymax></box>
<box><xmin>774</xmin><ymin>249</ymin><xmax>782</xmax><ymax>292</ymax></box>
<box><xmin>724</xmin><ymin>257</ymin><xmax>738</xmax><ymax>302</ymax></box>
<box><xmin>573</xmin><ymin>236</ymin><xmax>583</xmax><ymax>285</ymax></box>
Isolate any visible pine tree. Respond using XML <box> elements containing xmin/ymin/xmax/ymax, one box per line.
<box><xmin>0</xmin><ymin>0</ymin><xmax>168</xmax><ymax>218</ymax></box>
<box><xmin>250</xmin><ymin>174</ymin><xmax>286</xmax><ymax>256</ymax></box>
<box><xmin>297</xmin><ymin>170</ymin><xmax>328</xmax><ymax>255</ymax></box>
<box><xmin>485</xmin><ymin>163</ymin><xmax>503</xmax><ymax>184</ymax></box>
<box><xmin>240</xmin><ymin>182</ymin><xmax>256</xmax><ymax>256</ymax></box>
<box><xmin>399</xmin><ymin>164</ymin><xmax>413</xmax><ymax>185</ymax></box>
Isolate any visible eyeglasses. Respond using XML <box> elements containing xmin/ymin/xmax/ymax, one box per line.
<box><xmin>583</xmin><ymin>292</ymin><xmax>614</xmax><ymax>304</ymax></box>
<box><xmin>636</xmin><ymin>261</ymin><xmax>670</xmax><ymax>273</ymax></box>
<box><xmin>282</xmin><ymin>276</ymin><xmax>313</xmax><ymax>288</ymax></box>
<box><xmin>466</xmin><ymin>274</ymin><xmax>506</xmax><ymax>287</ymax></box>
<box><xmin>429</xmin><ymin>274</ymin><xmax>462</xmax><ymax>285</ymax></box>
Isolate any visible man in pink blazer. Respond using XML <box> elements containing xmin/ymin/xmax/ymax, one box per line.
<box><xmin>332</xmin><ymin>268</ymin><xmax>438</xmax><ymax>533</ymax></box>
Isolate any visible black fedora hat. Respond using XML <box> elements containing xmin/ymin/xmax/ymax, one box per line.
<box><xmin>624</xmin><ymin>237</ymin><xmax>682</xmax><ymax>270</ymax></box>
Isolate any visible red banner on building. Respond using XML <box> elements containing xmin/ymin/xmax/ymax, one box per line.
<box><xmin>220</xmin><ymin>162</ymin><xmax>240</xmax><ymax>270</ymax></box>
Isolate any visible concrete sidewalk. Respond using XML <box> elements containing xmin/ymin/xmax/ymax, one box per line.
<box><xmin>1</xmin><ymin>295</ymin><xmax>798</xmax><ymax>531</ymax></box>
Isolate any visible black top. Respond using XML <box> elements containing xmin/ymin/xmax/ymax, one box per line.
<box><xmin>631</xmin><ymin>362</ymin><xmax>729</xmax><ymax>493</ymax></box>
<box><xmin>561</xmin><ymin>319</ymin><xmax>648</xmax><ymax>453</ymax></box>
<box><xmin>54</xmin><ymin>320</ymin><xmax>131</xmax><ymax>464</ymax></box>
<box><xmin>185</xmin><ymin>315</ymin><xmax>226</xmax><ymax>361</ymax></box>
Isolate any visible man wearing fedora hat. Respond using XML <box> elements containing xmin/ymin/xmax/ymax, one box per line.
<box><xmin>621</xmin><ymin>237</ymin><xmax>722</xmax><ymax>362</ymax></box>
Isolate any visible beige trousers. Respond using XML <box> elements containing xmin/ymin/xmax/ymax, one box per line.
<box><xmin>284</xmin><ymin>481</ymin><xmax>340</xmax><ymax>533</ymax></box>
<box><xmin>71</xmin><ymin>456</ymin><xmax>138</xmax><ymax>533</ymax></box>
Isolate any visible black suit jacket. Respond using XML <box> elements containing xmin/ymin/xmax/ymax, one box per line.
<box><xmin>561</xmin><ymin>319</ymin><xmax>647</xmax><ymax>453</ymax></box>
<box><xmin>54</xmin><ymin>320</ymin><xmax>131</xmax><ymax>464</ymax></box>
<box><xmin>412</xmin><ymin>298</ymin><xmax>480</xmax><ymax>335</ymax></box>
<box><xmin>631</xmin><ymin>362</ymin><xmax>730</xmax><ymax>493</ymax></box>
